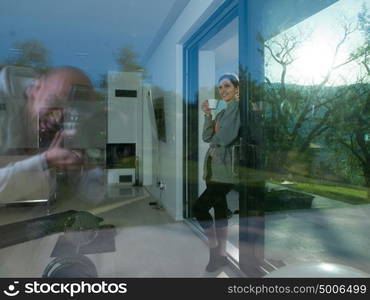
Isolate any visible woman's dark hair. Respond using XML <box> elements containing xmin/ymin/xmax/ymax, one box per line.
<box><xmin>218</xmin><ymin>73</ymin><xmax>239</xmax><ymax>87</ymax></box>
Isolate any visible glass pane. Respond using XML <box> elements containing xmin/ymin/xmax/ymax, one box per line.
<box><xmin>262</xmin><ymin>0</ymin><xmax>370</xmax><ymax>275</ymax></box>
<box><xmin>190</xmin><ymin>18</ymin><xmax>240</xmax><ymax>260</ymax></box>
<box><xmin>0</xmin><ymin>0</ymin><xmax>189</xmax><ymax>278</ymax></box>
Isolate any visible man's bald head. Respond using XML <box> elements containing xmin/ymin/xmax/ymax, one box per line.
<box><xmin>28</xmin><ymin>66</ymin><xmax>93</xmax><ymax>102</ymax></box>
<box><xmin>41</xmin><ymin>67</ymin><xmax>93</xmax><ymax>91</ymax></box>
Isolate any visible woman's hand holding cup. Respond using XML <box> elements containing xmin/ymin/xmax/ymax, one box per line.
<box><xmin>201</xmin><ymin>100</ymin><xmax>212</xmax><ymax>116</ymax></box>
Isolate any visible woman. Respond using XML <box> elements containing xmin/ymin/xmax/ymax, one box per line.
<box><xmin>193</xmin><ymin>73</ymin><xmax>240</xmax><ymax>272</ymax></box>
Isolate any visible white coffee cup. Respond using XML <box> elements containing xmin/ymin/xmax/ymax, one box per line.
<box><xmin>208</xmin><ymin>99</ymin><xmax>219</xmax><ymax>110</ymax></box>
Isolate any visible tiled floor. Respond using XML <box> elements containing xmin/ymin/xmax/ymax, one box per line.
<box><xmin>264</xmin><ymin>204</ymin><xmax>370</xmax><ymax>274</ymax></box>
<box><xmin>223</xmin><ymin>183</ymin><xmax>370</xmax><ymax>277</ymax></box>
<box><xmin>225</xmin><ymin>186</ymin><xmax>370</xmax><ymax>276</ymax></box>
<box><xmin>0</xmin><ymin>185</ymin><xmax>239</xmax><ymax>277</ymax></box>
<box><xmin>4</xmin><ymin>183</ymin><xmax>368</xmax><ymax>278</ymax></box>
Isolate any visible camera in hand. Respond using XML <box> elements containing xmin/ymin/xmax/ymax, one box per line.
<box><xmin>38</xmin><ymin>84</ymin><xmax>106</xmax><ymax>165</ymax></box>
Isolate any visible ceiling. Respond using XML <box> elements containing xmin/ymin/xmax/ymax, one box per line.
<box><xmin>0</xmin><ymin>0</ymin><xmax>189</xmax><ymax>82</ymax></box>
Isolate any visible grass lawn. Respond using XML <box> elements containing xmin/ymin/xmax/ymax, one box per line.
<box><xmin>274</xmin><ymin>181</ymin><xmax>369</xmax><ymax>205</ymax></box>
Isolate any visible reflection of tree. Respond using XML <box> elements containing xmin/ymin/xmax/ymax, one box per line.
<box><xmin>97</xmin><ymin>46</ymin><xmax>148</xmax><ymax>89</ymax></box>
<box><xmin>116</xmin><ymin>46</ymin><xmax>142</xmax><ymax>72</ymax></box>
<box><xmin>325</xmin><ymin>5</ymin><xmax>370</xmax><ymax>197</ymax></box>
<box><xmin>325</xmin><ymin>83</ymin><xmax>369</xmax><ymax>196</ymax></box>
<box><xmin>96</xmin><ymin>73</ymin><xmax>108</xmax><ymax>90</ymax></box>
<box><xmin>115</xmin><ymin>46</ymin><xmax>148</xmax><ymax>79</ymax></box>
<box><xmin>5</xmin><ymin>40</ymin><xmax>50</xmax><ymax>73</ymax></box>
<box><xmin>351</xmin><ymin>3</ymin><xmax>369</xmax><ymax>75</ymax></box>
<box><xmin>264</xmin><ymin>30</ymin><xmax>304</xmax><ymax>99</ymax></box>
<box><xmin>262</xmin><ymin>5</ymin><xmax>369</xmax><ymax>193</ymax></box>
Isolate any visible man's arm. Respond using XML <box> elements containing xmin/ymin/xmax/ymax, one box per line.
<box><xmin>0</xmin><ymin>154</ymin><xmax>51</xmax><ymax>203</ymax></box>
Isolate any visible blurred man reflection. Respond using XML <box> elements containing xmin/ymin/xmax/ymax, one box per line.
<box><xmin>0</xmin><ymin>66</ymin><xmax>105</xmax><ymax>205</ymax></box>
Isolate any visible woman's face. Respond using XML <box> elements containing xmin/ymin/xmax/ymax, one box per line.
<box><xmin>218</xmin><ymin>78</ymin><xmax>239</xmax><ymax>103</ymax></box>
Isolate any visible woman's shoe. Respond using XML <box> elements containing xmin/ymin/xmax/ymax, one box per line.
<box><xmin>206</xmin><ymin>248</ymin><xmax>229</xmax><ymax>272</ymax></box>
<box><xmin>205</xmin><ymin>247</ymin><xmax>218</xmax><ymax>272</ymax></box>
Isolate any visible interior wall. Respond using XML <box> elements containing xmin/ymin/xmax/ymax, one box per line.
<box><xmin>144</xmin><ymin>0</ymin><xmax>222</xmax><ymax>220</ymax></box>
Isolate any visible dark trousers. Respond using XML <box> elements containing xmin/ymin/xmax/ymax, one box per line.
<box><xmin>193</xmin><ymin>181</ymin><xmax>233</xmax><ymax>229</ymax></box>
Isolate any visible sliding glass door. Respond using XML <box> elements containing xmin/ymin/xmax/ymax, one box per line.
<box><xmin>260</xmin><ymin>0</ymin><xmax>370</xmax><ymax>275</ymax></box>
<box><xmin>183</xmin><ymin>0</ymin><xmax>241</xmax><ymax>263</ymax></box>
<box><xmin>184</xmin><ymin>0</ymin><xmax>369</xmax><ymax>276</ymax></box>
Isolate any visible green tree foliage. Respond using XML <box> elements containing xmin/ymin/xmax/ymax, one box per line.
<box><xmin>5</xmin><ymin>40</ymin><xmax>50</xmax><ymax>73</ymax></box>
<box><xmin>115</xmin><ymin>46</ymin><xmax>148</xmax><ymax>79</ymax></box>
<box><xmin>352</xmin><ymin>3</ymin><xmax>369</xmax><ymax>74</ymax></box>
<box><xmin>97</xmin><ymin>46</ymin><xmax>149</xmax><ymax>90</ymax></box>
<box><xmin>116</xmin><ymin>46</ymin><xmax>142</xmax><ymax>72</ymax></box>
<box><xmin>324</xmin><ymin>4</ymin><xmax>370</xmax><ymax>196</ymax></box>
<box><xmin>261</xmin><ymin>4</ymin><xmax>370</xmax><ymax>196</ymax></box>
<box><xmin>325</xmin><ymin>84</ymin><xmax>369</xmax><ymax>190</ymax></box>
